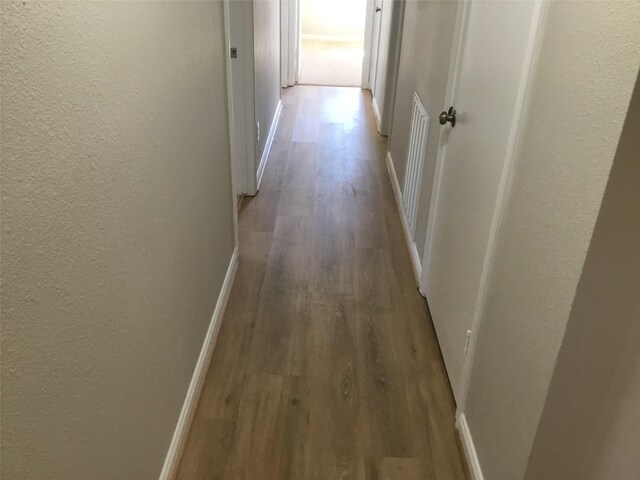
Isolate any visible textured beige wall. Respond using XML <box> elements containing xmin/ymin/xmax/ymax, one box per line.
<box><xmin>388</xmin><ymin>0</ymin><xmax>459</xmax><ymax>259</ymax></box>
<box><xmin>523</xmin><ymin>72</ymin><xmax>640</xmax><ymax>480</ymax></box>
<box><xmin>254</xmin><ymin>0</ymin><xmax>281</xmax><ymax>169</ymax></box>
<box><xmin>464</xmin><ymin>2</ymin><xmax>640</xmax><ymax>480</ymax></box>
<box><xmin>0</xmin><ymin>2</ymin><xmax>235</xmax><ymax>479</ymax></box>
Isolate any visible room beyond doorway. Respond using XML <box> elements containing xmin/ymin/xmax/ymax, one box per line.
<box><xmin>298</xmin><ymin>0</ymin><xmax>366</xmax><ymax>86</ymax></box>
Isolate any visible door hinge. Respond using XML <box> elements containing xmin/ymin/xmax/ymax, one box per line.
<box><xmin>230</xmin><ymin>47</ymin><xmax>238</xmax><ymax>59</ymax></box>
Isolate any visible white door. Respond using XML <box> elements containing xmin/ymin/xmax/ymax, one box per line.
<box><xmin>361</xmin><ymin>0</ymin><xmax>375</xmax><ymax>88</ymax></box>
<box><xmin>369</xmin><ymin>0</ymin><xmax>392</xmax><ymax>131</ymax></box>
<box><xmin>229</xmin><ymin>0</ymin><xmax>257</xmax><ymax>195</ymax></box>
<box><xmin>422</xmin><ymin>0</ymin><xmax>543</xmax><ymax>403</ymax></box>
<box><xmin>368</xmin><ymin>0</ymin><xmax>382</xmax><ymax>89</ymax></box>
<box><xmin>280</xmin><ymin>0</ymin><xmax>301</xmax><ymax>87</ymax></box>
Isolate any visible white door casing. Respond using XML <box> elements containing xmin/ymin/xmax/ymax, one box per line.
<box><xmin>280</xmin><ymin>0</ymin><xmax>299</xmax><ymax>87</ymax></box>
<box><xmin>223</xmin><ymin>0</ymin><xmax>241</xmax><ymax>246</ymax></box>
<box><xmin>294</xmin><ymin>0</ymin><xmax>301</xmax><ymax>83</ymax></box>
<box><xmin>369</xmin><ymin>0</ymin><xmax>392</xmax><ymax>132</ymax></box>
<box><xmin>228</xmin><ymin>0</ymin><xmax>258</xmax><ymax>195</ymax></box>
<box><xmin>280</xmin><ymin>0</ymin><xmax>289</xmax><ymax>87</ymax></box>
<box><xmin>361</xmin><ymin>0</ymin><xmax>375</xmax><ymax>89</ymax></box>
<box><xmin>421</xmin><ymin>0</ymin><xmax>546</xmax><ymax>405</ymax></box>
<box><xmin>368</xmin><ymin>0</ymin><xmax>382</xmax><ymax>93</ymax></box>
<box><xmin>379</xmin><ymin>0</ymin><xmax>405</xmax><ymax>136</ymax></box>
<box><xmin>290</xmin><ymin>0</ymin><xmax>373</xmax><ymax>89</ymax></box>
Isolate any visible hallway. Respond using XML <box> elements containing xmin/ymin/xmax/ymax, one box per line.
<box><xmin>176</xmin><ymin>86</ymin><xmax>468</xmax><ymax>479</ymax></box>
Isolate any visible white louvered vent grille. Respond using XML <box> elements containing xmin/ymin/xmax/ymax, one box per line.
<box><xmin>402</xmin><ymin>93</ymin><xmax>429</xmax><ymax>236</ymax></box>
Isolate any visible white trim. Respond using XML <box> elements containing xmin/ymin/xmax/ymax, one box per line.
<box><xmin>368</xmin><ymin>0</ymin><xmax>383</xmax><ymax>92</ymax></box>
<box><xmin>361</xmin><ymin>0</ymin><xmax>375</xmax><ymax>89</ymax></box>
<box><xmin>301</xmin><ymin>33</ymin><xmax>363</xmax><ymax>43</ymax></box>
<box><xmin>456</xmin><ymin>0</ymin><xmax>549</xmax><ymax>415</ymax></box>
<box><xmin>280</xmin><ymin>0</ymin><xmax>289</xmax><ymax>88</ymax></box>
<box><xmin>293</xmin><ymin>0</ymin><xmax>301</xmax><ymax>84</ymax></box>
<box><xmin>369</xmin><ymin>0</ymin><xmax>392</xmax><ymax>134</ymax></box>
<box><xmin>281</xmin><ymin>0</ymin><xmax>299</xmax><ymax>87</ymax></box>
<box><xmin>158</xmin><ymin>247</ymin><xmax>239</xmax><ymax>480</ymax></box>
<box><xmin>223</xmin><ymin>0</ymin><xmax>238</xmax><ymax>200</ymax></box>
<box><xmin>256</xmin><ymin>100</ymin><xmax>282</xmax><ymax>191</ymax></box>
<box><xmin>457</xmin><ymin>414</ymin><xmax>485</xmax><ymax>480</ymax></box>
<box><xmin>385</xmin><ymin>152</ymin><xmax>421</xmax><ymax>285</ymax></box>
<box><xmin>223</xmin><ymin>0</ymin><xmax>240</xmax><ymax>248</ymax></box>
<box><xmin>227</xmin><ymin>0</ymin><xmax>257</xmax><ymax>196</ymax></box>
<box><xmin>379</xmin><ymin>0</ymin><xmax>404</xmax><ymax>136</ymax></box>
<box><xmin>371</xmin><ymin>96</ymin><xmax>382</xmax><ymax>133</ymax></box>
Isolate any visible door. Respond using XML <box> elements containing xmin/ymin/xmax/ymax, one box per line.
<box><xmin>280</xmin><ymin>0</ymin><xmax>299</xmax><ymax>87</ymax></box>
<box><xmin>422</xmin><ymin>0</ymin><xmax>543</xmax><ymax>403</ymax></box>
<box><xmin>369</xmin><ymin>0</ymin><xmax>392</xmax><ymax>131</ymax></box>
<box><xmin>368</xmin><ymin>0</ymin><xmax>382</xmax><ymax>90</ymax></box>
<box><xmin>228</xmin><ymin>0</ymin><xmax>257</xmax><ymax>195</ymax></box>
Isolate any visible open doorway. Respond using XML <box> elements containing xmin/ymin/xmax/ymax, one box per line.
<box><xmin>281</xmin><ymin>0</ymin><xmax>401</xmax><ymax>135</ymax></box>
<box><xmin>298</xmin><ymin>0</ymin><xmax>367</xmax><ymax>86</ymax></box>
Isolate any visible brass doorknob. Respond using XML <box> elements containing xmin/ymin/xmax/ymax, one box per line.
<box><xmin>439</xmin><ymin>106</ymin><xmax>456</xmax><ymax>127</ymax></box>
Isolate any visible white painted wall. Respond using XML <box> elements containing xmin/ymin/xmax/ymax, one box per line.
<box><xmin>301</xmin><ymin>0</ymin><xmax>366</xmax><ymax>41</ymax></box>
<box><xmin>0</xmin><ymin>2</ymin><xmax>235</xmax><ymax>478</ymax></box>
<box><xmin>463</xmin><ymin>2</ymin><xmax>640</xmax><ymax>479</ymax></box>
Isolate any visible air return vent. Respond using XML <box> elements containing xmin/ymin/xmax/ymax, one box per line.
<box><xmin>402</xmin><ymin>93</ymin><xmax>429</xmax><ymax>236</ymax></box>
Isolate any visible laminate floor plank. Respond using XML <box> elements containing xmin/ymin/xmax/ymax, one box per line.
<box><xmin>176</xmin><ymin>86</ymin><xmax>469</xmax><ymax>480</ymax></box>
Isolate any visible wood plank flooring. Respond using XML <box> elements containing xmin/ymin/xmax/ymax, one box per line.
<box><xmin>176</xmin><ymin>86</ymin><xmax>469</xmax><ymax>480</ymax></box>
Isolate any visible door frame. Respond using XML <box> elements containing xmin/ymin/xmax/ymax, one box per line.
<box><xmin>280</xmin><ymin>0</ymin><xmax>289</xmax><ymax>87</ymax></box>
<box><xmin>368</xmin><ymin>0</ymin><xmax>383</xmax><ymax>99</ymax></box>
<box><xmin>287</xmin><ymin>0</ymin><xmax>374</xmax><ymax>89</ymax></box>
<box><xmin>227</xmin><ymin>0</ymin><xmax>257</xmax><ymax>196</ymax></box>
<box><xmin>361</xmin><ymin>0</ymin><xmax>377</xmax><ymax>88</ymax></box>
<box><xmin>379</xmin><ymin>0</ymin><xmax>404</xmax><ymax>136</ymax></box>
<box><xmin>223</xmin><ymin>0</ymin><xmax>241</xmax><ymax>244</ymax></box>
<box><xmin>368</xmin><ymin>0</ymin><xmax>399</xmax><ymax>135</ymax></box>
<box><xmin>281</xmin><ymin>0</ymin><xmax>299</xmax><ymax>87</ymax></box>
<box><xmin>419</xmin><ymin>0</ymin><xmax>549</xmax><ymax>415</ymax></box>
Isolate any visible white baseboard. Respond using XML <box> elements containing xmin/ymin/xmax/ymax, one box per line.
<box><xmin>457</xmin><ymin>413</ymin><xmax>485</xmax><ymax>480</ymax></box>
<box><xmin>372</xmin><ymin>97</ymin><xmax>382</xmax><ymax>133</ymax></box>
<box><xmin>158</xmin><ymin>247</ymin><xmax>239</xmax><ymax>480</ymax></box>
<box><xmin>385</xmin><ymin>152</ymin><xmax>421</xmax><ymax>286</ymax></box>
<box><xmin>301</xmin><ymin>33</ymin><xmax>362</xmax><ymax>43</ymax></box>
<box><xmin>256</xmin><ymin>99</ymin><xmax>282</xmax><ymax>191</ymax></box>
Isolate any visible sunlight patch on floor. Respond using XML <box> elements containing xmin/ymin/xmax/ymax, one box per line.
<box><xmin>299</xmin><ymin>39</ymin><xmax>364</xmax><ymax>87</ymax></box>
